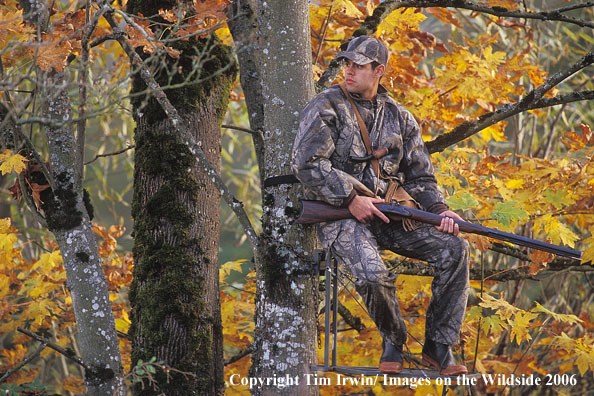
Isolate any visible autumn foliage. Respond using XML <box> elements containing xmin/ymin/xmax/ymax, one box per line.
<box><xmin>1</xmin><ymin>0</ymin><xmax>593</xmax><ymax>394</ymax></box>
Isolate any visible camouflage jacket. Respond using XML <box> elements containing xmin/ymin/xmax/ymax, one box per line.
<box><xmin>291</xmin><ymin>84</ymin><xmax>447</xmax><ymax>214</ymax></box>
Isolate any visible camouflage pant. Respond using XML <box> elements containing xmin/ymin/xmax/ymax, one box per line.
<box><xmin>321</xmin><ymin>218</ymin><xmax>469</xmax><ymax>346</ymax></box>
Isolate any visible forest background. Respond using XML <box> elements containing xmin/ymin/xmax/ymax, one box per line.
<box><xmin>1</xmin><ymin>0</ymin><xmax>593</xmax><ymax>395</ymax></box>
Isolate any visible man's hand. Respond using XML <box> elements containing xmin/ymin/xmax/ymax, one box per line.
<box><xmin>348</xmin><ymin>195</ymin><xmax>390</xmax><ymax>224</ymax></box>
<box><xmin>436</xmin><ymin>210</ymin><xmax>463</xmax><ymax>236</ymax></box>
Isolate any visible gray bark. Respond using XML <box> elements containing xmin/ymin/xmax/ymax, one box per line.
<box><xmin>42</xmin><ymin>72</ymin><xmax>124</xmax><ymax>396</ymax></box>
<box><xmin>232</xmin><ymin>1</ymin><xmax>319</xmax><ymax>395</ymax></box>
<box><xmin>8</xmin><ymin>0</ymin><xmax>125</xmax><ymax>392</ymax></box>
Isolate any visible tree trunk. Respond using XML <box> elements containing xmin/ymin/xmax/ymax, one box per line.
<box><xmin>42</xmin><ymin>72</ymin><xmax>125</xmax><ymax>396</ymax></box>
<box><xmin>232</xmin><ymin>1</ymin><xmax>319</xmax><ymax>394</ymax></box>
<box><xmin>9</xmin><ymin>0</ymin><xmax>125</xmax><ymax>392</ymax></box>
<box><xmin>127</xmin><ymin>1</ymin><xmax>235</xmax><ymax>395</ymax></box>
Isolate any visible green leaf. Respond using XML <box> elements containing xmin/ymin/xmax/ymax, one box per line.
<box><xmin>446</xmin><ymin>191</ymin><xmax>478</xmax><ymax>211</ymax></box>
<box><xmin>543</xmin><ymin>190</ymin><xmax>573</xmax><ymax>209</ymax></box>
<box><xmin>491</xmin><ymin>201</ymin><xmax>527</xmax><ymax>226</ymax></box>
<box><xmin>481</xmin><ymin>314</ymin><xmax>506</xmax><ymax>335</ymax></box>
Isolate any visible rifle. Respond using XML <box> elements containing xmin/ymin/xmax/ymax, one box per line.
<box><xmin>295</xmin><ymin>200</ymin><xmax>582</xmax><ymax>260</ymax></box>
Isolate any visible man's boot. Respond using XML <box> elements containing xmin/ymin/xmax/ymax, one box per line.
<box><xmin>379</xmin><ymin>341</ymin><xmax>403</xmax><ymax>374</ymax></box>
<box><xmin>422</xmin><ymin>338</ymin><xmax>468</xmax><ymax>376</ymax></box>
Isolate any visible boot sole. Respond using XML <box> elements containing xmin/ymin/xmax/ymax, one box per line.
<box><xmin>422</xmin><ymin>353</ymin><xmax>468</xmax><ymax>376</ymax></box>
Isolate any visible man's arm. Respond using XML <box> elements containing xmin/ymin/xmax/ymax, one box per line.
<box><xmin>292</xmin><ymin>93</ymin><xmax>357</xmax><ymax>207</ymax></box>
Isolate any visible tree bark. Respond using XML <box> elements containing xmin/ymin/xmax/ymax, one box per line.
<box><xmin>126</xmin><ymin>1</ymin><xmax>235</xmax><ymax>395</ymax></box>
<box><xmin>41</xmin><ymin>71</ymin><xmax>125</xmax><ymax>396</ymax></box>
<box><xmin>231</xmin><ymin>1</ymin><xmax>319</xmax><ymax>394</ymax></box>
<box><xmin>8</xmin><ymin>0</ymin><xmax>125</xmax><ymax>393</ymax></box>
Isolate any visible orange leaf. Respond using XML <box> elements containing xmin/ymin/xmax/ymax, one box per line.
<box><xmin>28</xmin><ymin>182</ymin><xmax>50</xmax><ymax>211</ymax></box>
<box><xmin>464</xmin><ymin>233</ymin><xmax>492</xmax><ymax>253</ymax></box>
<box><xmin>194</xmin><ymin>0</ymin><xmax>231</xmax><ymax>21</ymax></box>
<box><xmin>528</xmin><ymin>249</ymin><xmax>552</xmax><ymax>276</ymax></box>
<box><xmin>35</xmin><ymin>37</ymin><xmax>72</xmax><ymax>72</ymax></box>
<box><xmin>62</xmin><ymin>377</ymin><xmax>85</xmax><ymax>393</ymax></box>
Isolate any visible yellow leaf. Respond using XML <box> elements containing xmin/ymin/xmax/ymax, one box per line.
<box><xmin>0</xmin><ymin>217</ymin><xmax>14</xmax><ymax>233</ymax></box>
<box><xmin>215</xmin><ymin>24</ymin><xmax>233</xmax><ymax>46</ymax></box>
<box><xmin>480</xmin><ymin>123</ymin><xmax>507</xmax><ymax>142</ymax></box>
<box><xmin>333</xmin><ymin>0</ymin><xmax>364</xmax><ymax>19</ymax></box>
<box><xmin>509</xmin><ymin>311</ymin><xmax>538</xmax><ymax>345</ymax></box>
<box><xmin>504</xmin><ymin>179</ymin><xmax>524</xmax><ymax>189</ymax></box>
<box><xmin>479</xmin><ymin>293</ymin><xmax>518</xmax><ymax>321</ymax></box>
<box><xmin>581</xmin><ymin>235</ymin><xmax>594</xmax><ymax>264</ymax></box>
<box><xmin>220</xmin><ymin>259</ymin><xmax>247</xmax><ymax>279</ymax></box>
<box><xmin>0</xmin><ymin>149</ymin><xmax>28</xmax><ymax>175</ymax></box>
<box><xmin>62</xmin><ymin>377</ymin><xmax>85</xmax><ymax>393</ymax></box>
<box><xmin>115</xmin><ymin>308</ymin><xmax>131</xmax><ymax>333</ymax></box>
<box><xmin>532</xmin><ymin>302</ymin><xmax>582</xmax><ymax>325</ymax></box>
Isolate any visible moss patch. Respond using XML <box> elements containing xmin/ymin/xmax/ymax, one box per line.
<box><xmin>41</xmin><ymin>172</ymin><xmax>83</xmax><ymax>232</ymax></box>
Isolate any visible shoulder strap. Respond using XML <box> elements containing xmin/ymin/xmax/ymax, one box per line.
<box><xmin>338</xmin><ymin>83</ymin><xmax>381</xmax><ymax>179</ymax></box>
<box><xmin>339</xmin><ymin>83</ymin><xmax>372</xmax><ymax>155</ymax></box>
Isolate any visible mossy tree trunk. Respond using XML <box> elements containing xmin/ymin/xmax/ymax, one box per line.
<box><xmin>230</xmin><ymin>1</ymin><xmax>318</xmax><ymax>395</ymax></box>
<box><xmin>127</xmin><ymin>1</ymin><xmax>235</xmax><ymax>395</ymax></box>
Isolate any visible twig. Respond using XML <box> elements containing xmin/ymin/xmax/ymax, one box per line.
<box><xmin>76</xmin><ymin>0</ymin><xmax>107</xmax><ymax>188</ymax></box>
<box><xmin>313</xmin><ymin>3</ymin><xmax>333</xmax><ymax>66</ymax></box>
<box><xmin>224</xmin><ymin>344</ymin><xmax>255</xmax><ymax>366</ymax></box>
<box><xmin>84</xmin><ymin>144</ymin><xmax>135</xmax><ymax>165</ymax></box>
<box><xmin>0</xmin><ymin>342</ymin><xmax>47</xmax><ymax>383</ymax></box>
<box><xmin>221</xmin><ymin>124</ymin><xmax>258</xmax><ymax>135</ymax></box>
<box><xmin>17</xmin><ymin>327</ymin><xmax>89</xmax><ymax>370</ymax></box>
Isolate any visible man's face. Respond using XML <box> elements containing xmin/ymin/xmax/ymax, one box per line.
<box><xmin>344</xmin><ymin>59</ymin><xmax>385</xmax><ymax>100</ymax></box>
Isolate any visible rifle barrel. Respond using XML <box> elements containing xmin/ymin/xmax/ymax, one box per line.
<box><xmin>377</xmin><ymin>204</ymin><xmax>582</xmax><ymax>260</ymax></box>
<box><xmin>297</xmin><ymin>200</ymin><xmax>582</xmax><ymax>260</ymax></box>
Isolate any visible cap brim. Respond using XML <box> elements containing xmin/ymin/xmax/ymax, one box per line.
<box><xmin>336</xmin><ymin>51</ymin><xmax>373</xmax><ymax>65</ymax></box>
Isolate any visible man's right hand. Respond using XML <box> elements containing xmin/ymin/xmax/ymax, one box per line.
<box><xmin>348</xmin><ymin>195</ymin><xmax>390</xmax><ymax>224</ymax></box>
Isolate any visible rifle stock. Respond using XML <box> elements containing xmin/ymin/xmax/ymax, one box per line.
<box><xmin>296</xmin><ymin>200</ymin><xmax>582</xmax><ymax>260</ymax></box>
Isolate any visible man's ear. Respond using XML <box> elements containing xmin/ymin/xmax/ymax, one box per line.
<box><xmin>375</xmin><ymin>64</ymin><xmax>385</xmax><ymax>78</ymax></box>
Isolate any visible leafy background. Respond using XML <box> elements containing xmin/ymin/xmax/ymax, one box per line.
<box><xmin>1</xmin><ymin>0</ymin><xmax>593</xmax><ymax>394</ymax></box>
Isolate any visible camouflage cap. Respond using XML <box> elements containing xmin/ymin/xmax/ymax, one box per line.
<box><xmin>337</xmin><ymin>36</ymin><xmax>388</xmax><ymax>66</ymax></box>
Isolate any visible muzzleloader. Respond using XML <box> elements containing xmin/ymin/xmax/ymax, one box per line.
<box><xmin>295</xmin><ymin>200</ymin><xmax>583</xmax><ymax>260</ymax></box>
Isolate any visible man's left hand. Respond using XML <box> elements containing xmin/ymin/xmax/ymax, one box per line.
<box><xmin>436</xmin><ymin>210</ymin><xmax>463</xmax><ymax>236</ymax></box>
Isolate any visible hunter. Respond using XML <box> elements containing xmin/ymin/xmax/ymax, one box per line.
<box><xmin>291</xmin><ymin>36</ymin><xmax>469</xmax><ymax>376</ymax></box>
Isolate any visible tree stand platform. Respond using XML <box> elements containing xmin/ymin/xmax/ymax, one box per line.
<box><xmin>310</xmin><ymin>249</ymin><xmax>480</xmax><ymax>392</ymax></box>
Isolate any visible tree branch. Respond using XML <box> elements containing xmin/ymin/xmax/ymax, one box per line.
<box><xmin>0</xmin><ymin>341</ymin><xmax>47</xmax><ymax>383</ymax></box>
<box><xmin>84</xmin><ymin>144</ymin><xmax>135</xmax><ymax>165</ymax></box>
<box><xmin>426</xmin><ymin>51</ymin><xmax>594</xmax><ymax>153</ymax></box>
<box><xmin>224</xmin><ymin>344</ymin><xmax>255</xmax><ymax>366</ymax></box>
<box><xmin>17</xmin><ymin>327</ymin><xmax>89</xmax><ymax>370</ymax></box>
<box><xmin>386</xmin><ymin>248</ymin><xmax>590</xmax><ymax>282</ymax></box>
<box><xmin>221</xmin><ymin>124</ymin><xmax>258</xmax><ymax>135</ymax></box>
<box><xmin>381</xmin><ymin>1</ymin><xmax>594</xmax><ymax>29</ymax></box>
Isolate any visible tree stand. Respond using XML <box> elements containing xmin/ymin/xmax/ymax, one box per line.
<box><xmin>310</xmin><ymin>249</ymin><xmax>481</xmax><ymax>395</ymax></box>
